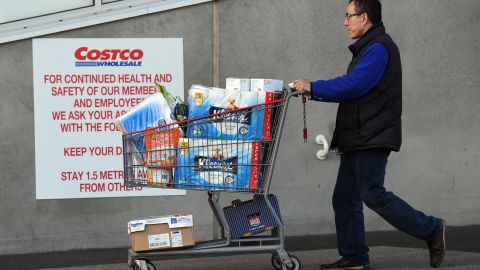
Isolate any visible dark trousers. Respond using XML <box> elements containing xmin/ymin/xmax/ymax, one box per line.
<box><xmin>333</xmin><ymin>149</ymin><xmax>440</xmax><ymax>264</ymax></box>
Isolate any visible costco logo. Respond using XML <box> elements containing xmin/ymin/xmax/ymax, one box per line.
<box><xmin>74</xmin><ymin>47</ymin><xmax>143</xmax><ymax>67</ymax></box>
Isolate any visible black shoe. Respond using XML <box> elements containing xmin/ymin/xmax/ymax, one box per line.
<box><xmin>427</xmin><ymin>219</ymin><xmax>446</xmax><ymax>268</ymax></box>
<box><xmin>320</xmin><ymin>257</ymin><xmax>370</xmax><ymax>270</ymax></box>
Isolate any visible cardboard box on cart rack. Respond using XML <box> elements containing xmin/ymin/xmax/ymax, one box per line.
<box><xmin>223</xmin><ymin>194</ymin><xmax>282</xmax><ymax>239</ymax></box>
<box><xmin>128</xmin><ymin>214</ymin><xmax>195</xmax><ymax>252</ymax></box>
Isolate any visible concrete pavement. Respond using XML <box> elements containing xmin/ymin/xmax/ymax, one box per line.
<box><xmin>3</xmin><ymin>226</ymin><xmax>479</xmax><ymax>270</ymax></box>
<box><xmin>38</xmin><ymin>247</ymin><xmax>480</xmax><ymax>270</ymax></box>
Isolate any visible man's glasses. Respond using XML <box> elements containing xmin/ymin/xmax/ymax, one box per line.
<box><xmin>345</xmin><ymin>12</ymin><xmax>364</xmax><ymax>20</ymax></box>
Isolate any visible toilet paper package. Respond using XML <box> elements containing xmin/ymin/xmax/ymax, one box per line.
<box><xmin>186</xmin><ymin>85</ymin><xmax>223</xmax><ymax>138</ymax></box>
<box><xmin>187</xmin><ymin>86</ymin><xmax>266</xmax><ymax>140</ymax></box>
<box><xmin>174</xmin><ymin>138</ymin><xmax>261</xmax><ymax>191</ymax></box>
<box><xmin>226</xmin><ymin>78</ymin><xmax>251</xmax><ymax>92</ymax></box>
<box><xmin>116</xmin><ymin>93</ymin><xmax>178</xmax><ymax>158</ymax></box>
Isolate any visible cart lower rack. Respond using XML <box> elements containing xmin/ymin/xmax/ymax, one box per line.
<box><xmin>122</xmin><ymin>90</ymin><xmax>305</xmax><ymax>270</ymax></box>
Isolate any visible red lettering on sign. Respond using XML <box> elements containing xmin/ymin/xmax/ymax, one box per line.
<box><xmin>64</xmin><ymin>147</ymin><xmax>87</xmax><ymax>156</ymax></box>
<box><xmin>74</xmin><ymin>47</ymin><xmax>144</xmax><ymax>61</ymax></box>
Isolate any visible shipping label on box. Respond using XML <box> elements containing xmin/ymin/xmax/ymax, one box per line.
<box><xmin>171</xmin><ymin>230</ymin><xmax>184</xmax><ymax>247</ymax></box>
<box><xmin>148</xmin><ymin>233</ymin><xmax>170</xmax><ymax>249</ymax></box>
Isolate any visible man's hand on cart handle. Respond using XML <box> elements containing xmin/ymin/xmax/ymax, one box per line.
<box><xmin>291</xmin><ymin>79</ymin><xmax>312</xmax><ymax>95</ymax></box>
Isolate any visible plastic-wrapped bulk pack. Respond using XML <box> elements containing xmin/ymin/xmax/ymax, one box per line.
<box><xmin>115</xmin><ymin>93</ymin><xmax>176</xmax><ymax>135</ymax></box>
<box><xmin>174</xmin><ymin>138</ymin><xmax>261</xmax><ymax>191</ymax></box>
<box><xmin>186</xmin><ymin>85</ymin><xmax>268</xmax><ymax>140</ymax></box>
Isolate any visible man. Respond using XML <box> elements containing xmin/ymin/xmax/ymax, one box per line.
<box><xmin>292</xmin><ymin>0</ymin><xmax>446</xmax><ymax>269</ymax></box>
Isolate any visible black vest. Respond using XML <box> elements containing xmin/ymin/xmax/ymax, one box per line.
<box><xmin>331</xmin><ymin>23</ymin><xmax>402</xmax><ymax>152</ymax></box>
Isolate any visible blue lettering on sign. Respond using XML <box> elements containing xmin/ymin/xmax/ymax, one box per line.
<box><xmin>75</xmin><ymin>61</ymin><xmax>143</xmax><ymax>67</ymax></box>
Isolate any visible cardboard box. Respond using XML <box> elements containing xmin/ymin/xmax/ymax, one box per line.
<box><xmin>251</xmin><ymin>79</ymin><xmax>283</xmax><ymax>93</ymax></box>
<box><xmin>128</xmin><ymin>214</ymin><xmax>195</xmax><ymax>252</ymax></box>
<box><xmin>226</xmin><ymin>78</ymin><xmax>251</xmax><ymax>92</ymax></box>
<box><xmin>223</xmin><ymin>195</ymin><xmax>282</xmax><ymax>239</ymax></box>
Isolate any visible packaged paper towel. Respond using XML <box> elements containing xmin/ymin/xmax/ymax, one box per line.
<box><xmin>174</xmin><ymin>138</ymin><xmax>261</xmax><ymax>191</ymax></box>
<box><xmin>187</xmin><ymin>86</ymin><xmax>265</xmax><ymax>140</ymax></box>
<box><xmin>115</xmin><ymin>93</ymin><xmax>176</xmax><ymax>134</ymax></box>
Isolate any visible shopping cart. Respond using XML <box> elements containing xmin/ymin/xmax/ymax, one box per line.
<box><xmin>122</xmin><ymin>90</ymin><xmax>306</xmax><ymax>270</ymax></box>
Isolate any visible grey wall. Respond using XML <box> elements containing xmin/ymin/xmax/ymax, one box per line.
<box><xmin>218</xmin><ymin>0</ymin><xmax>480</xmax><ymax>233</ymax></box>
<box><xmin>0</xmin><ymin>0</ymin><xmax>479</xmax><ymax>255</ymax></box>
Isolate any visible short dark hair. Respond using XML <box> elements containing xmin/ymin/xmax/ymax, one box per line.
<box><xmin>349</xmin><ymin>0</ymin><xmax>382</xmax><ymax>24</ymax></box>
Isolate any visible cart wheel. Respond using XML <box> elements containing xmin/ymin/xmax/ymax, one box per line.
<box><xmin>133</xmin><ymin>259</ymin><xmax>156</xmax><ymax>270</ymax></box>
<box><xmin>271</xmin><ymin>255</ymin><xmax>282</xmax><ymax>270</ymax></box>
<box><xmin>281</xmin><ymin>255</ymin><xmax>301</xmax><ymax>270</ymax></box>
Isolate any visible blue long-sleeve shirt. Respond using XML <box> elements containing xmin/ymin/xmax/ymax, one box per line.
<box><xmin>311</xmin><ymin>43</ymin><xmax>389</xmax><ymax>103</ymax></box>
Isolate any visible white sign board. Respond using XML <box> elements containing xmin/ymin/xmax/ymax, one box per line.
<box><xmin>33</xmin><ymin>38</ymin><xmax>186</xmax><ymax>199</ymax></box>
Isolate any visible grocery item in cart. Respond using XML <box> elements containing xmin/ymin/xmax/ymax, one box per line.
<box><xmin>122</xmin><ymin>88</ymin><xmax>303</xmax><ymax>270</ymax></box>
<box><xmin>154</xmin><ymin>82</ymin><xmax>188</xmax><ymax>121</ymax></box>
<box><xmin>250</xmin><ymin>79</ymin><xmax>283</xmax><ymax>140</ymax></box>
<box><xmin>128</xmin><ymin>214</ymin><xmax>195</xmax><ymax>252</ymax></box>
<box><xmin>187</xmin><ymin>85</ymin><xmax>225</xmax><ymax>137</ymax></box>
<box><xmin>174</xmin><ymin>138</ymin><xmax>261</xmax><ymax>191</ymax></box>
<box><xmin>146</xmin><ymin>168</ymin><xmax>173</xmax><ymax>187</ymax></box>
<box><xmin>226</xmin><ymin>77</ymin><xmax>251</xmax><ymax>91</ymax></box>
<box><xmin>115</xmin><ymin>93</ymin><xmax>176</xmax><ymax>134</ymax></box>
<box><xmin>145</xmin><ymin>128</ymin><xmax>181</xmax><ymax>168</ymax></box>
<box><xmin>187</xmin><ymin>86</ymin><xmax>267</xmax><ymax>140</ymax></box>
<box><xmin>223</xmin><ymin>194</ymin><xmax>282</xmax><ymax>239</ymax></box>
<box><xmin>257</xmin><ymin>91</ymin><xmax>279</xmax><ymax>141</ymax></box>
<box><xmin>208</xmin><ymin>89</ymin><xmax>245</xmax><ymax>136</ymax></box>
<box><xmin>115</xmin><ymin>93</ymin><xmax>177</xmax><ymax>159</ymax></box>
<box><xmin>250</xmin><ymin>78</ymin><xmax>283</xmax><ymax>93</ymax></box>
